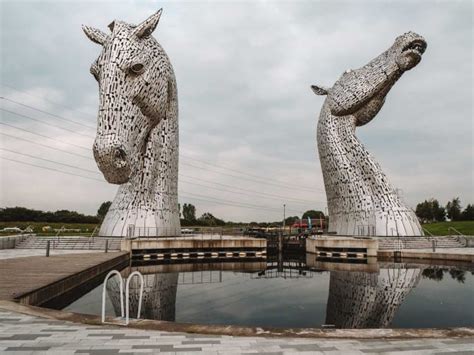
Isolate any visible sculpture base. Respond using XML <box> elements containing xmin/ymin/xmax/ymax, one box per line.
<box><xmin>306</xmin><ymin>236</ymin><xmax>379</xmax><ymax>259</ymax></box>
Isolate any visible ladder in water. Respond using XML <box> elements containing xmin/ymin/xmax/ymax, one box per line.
<box><xmin>101</xmin><ymin>270</ymin><xmax>144</xmax><ymax>325</ymax></box>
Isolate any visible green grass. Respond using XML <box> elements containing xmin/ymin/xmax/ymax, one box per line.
<box><xmin>0</xmin><ymin>221</ymin><xmax>98</xmax><ymax>236</ymax></box>
<box><xmin>422</xmin><ymin>221</ymin><xmax>474</xmax><ymax>236</ymax></box>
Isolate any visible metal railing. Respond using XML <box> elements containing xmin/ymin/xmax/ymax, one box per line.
<box><xmin>125</xmin><ymin>226</ymin><xmax>182</xmax><ymax>238</ymax></box>
<box><xmin>102</xmin><ymin>270</ymin><xmax>124</xmax><ymax>323</ymax></box>
<box><xmin>422</xmin><ymin>227</ymin><xmax>434</xmax><ymax>237</ymax></box>
<box><xmin>54</xmin><ymin>227</ymin><xmax>65</xmax><ymax>248</ymax></box>
<box><xmin>125</xmin><ymin>271</ymin><xmax>144</xmax><ymax>325</ymax></box>
<box><xmin>121</xmin><ymin>226</ymin><xmax>236</xmax><ymax>239</ymax></box>
<box><xmin>90</xmin><ymin>226</ymin><xmax>99</xmax><ymax>246</ymax></box>
<box><xmin>179</xmin><ymin>270</ymin><xmax>223</xmax><ymax>284</ymax></box>
<box><xmin>448</xmin><ymin>227</ymin><xmax>465</xmax><ymax>237</ymax></box>
<box><xmin>448</xmin><ymin>227</ymin><xmax>467</xmax><ymax>247</ymax></box>
<box><xmin>101</xmin><ymin>270</ymin><xmax>144</xmax><ymax>325</ymax></box>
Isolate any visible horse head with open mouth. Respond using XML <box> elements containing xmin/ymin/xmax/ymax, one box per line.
<box><xmin>312</xmin><ymin>32</ymin><xmax>427</xmax><ymax>236</ymax></box>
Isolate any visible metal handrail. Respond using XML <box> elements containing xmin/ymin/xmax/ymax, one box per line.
<box><xmin>102</xmin><ymin>270</ymin><xmax>124</xmax><ymax>323</ymax></box>
<box><xmin>125</xmin><ymin>271</ymin><xmax>144</xmax><ymax>325</ymax></box>
<box><xmin>53</xmin><ymin>226</ymin><xmax>65</xmax><ymax>248</ymax></box>
<box><xmin>422</xmin><ymin>227</ymin><xmax>434</xmax><ymax>237</ymax></box>
<box><xmin>90</xmin><ymin>226</ymin><xmax>99</xmax><ymax>246</ymax></box>
<box><xmin>448</xmin><ymin>227</ymin><xmax>465</xmax><ymax>236</ymax></box>
<box><xmin>448</xmin><ymin>227</ymin><xmax>467</xmax><ymax>247</ymax></box>
<box><xmin>421</xmin><ymin>227</ymin><xmax>436</xmax><ymax>248</ymax></box>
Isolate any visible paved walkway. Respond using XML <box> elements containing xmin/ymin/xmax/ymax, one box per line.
<box><xmin>0</xmin><ymin>249</ymin><xmax>107</xmax><ymax>260</ymax></box>
<box><xmin>0</xmin><ymin>309</ymin><xmax>473</xmax><ymax>354</ymax></box>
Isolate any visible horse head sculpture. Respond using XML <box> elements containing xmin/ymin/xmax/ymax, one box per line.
<box><xmin>84</xmin><ymin>10</ymin><xmax>180</xmax><ymax>237</ymax></box>
<box><xmin>311</xmin><ymin>32</ymin><xmax>426</xmax><ymax>236</ymax></box>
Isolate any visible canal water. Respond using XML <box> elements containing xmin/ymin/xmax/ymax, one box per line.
<box><xmin>63</xmin><ymin>256</ymin><xmax>474</xmax><ymax>329</ymax></box>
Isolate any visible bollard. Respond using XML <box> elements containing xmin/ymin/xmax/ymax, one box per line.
<box><xmin>105</xmin><ymin>239</ymin><xmax>108</xmax><ymax>253</ymax></box>
<box><xmin>432</xmin><ymin>239</ymin><xmax>436</xmax><ymax>252</ymax></box>
<box><xmin>46</xmin><ymin>240</ymin><xmax>50</xmax><ymax>257</ymax></box>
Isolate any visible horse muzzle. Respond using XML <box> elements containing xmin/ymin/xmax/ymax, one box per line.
<box><xmin>93</xmin><ymin>137</ymin><xmax>132</xmax><ymax>184</ymax></box>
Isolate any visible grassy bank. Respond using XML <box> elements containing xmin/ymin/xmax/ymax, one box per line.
<box><xmin>422</xmin><ymin>221</ymin><xmax>474</xmax><ymax>236</ymax></box>
<box><xmin>0</xmin><ymin>221</ymin><xmax>98</xmax><ymax>236</ymax></box>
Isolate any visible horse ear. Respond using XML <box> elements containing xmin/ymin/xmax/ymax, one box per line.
<box><xmin>132</xmin><ymin>9</ymin><xmax>163</xmax><ymax>39</ymax></box>
<box><xmin>311</xmin><ymin>85</ymin><xmax>329</xmax><ymax>96</ymax></box>
<box><xmin>82</xmin><ymin>25</ymin><xmax>108</xmax><ymax>45</ymax></box>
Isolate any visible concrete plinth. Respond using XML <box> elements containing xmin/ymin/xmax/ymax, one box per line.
<box><xmin>121</xmin><ymin>235</ymin><xmax>267</xmax><ymax>260</ymax></box>
<box><xmin>306</xmin><ymin>253</ymin><xmax>379</xmax><ymax>273</ymax></box>
<box><xmin>306</xmin><ymin>236</ymin><xmax>378</xmax><ymax>258</ymax></box>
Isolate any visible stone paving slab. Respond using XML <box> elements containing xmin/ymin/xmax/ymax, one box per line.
<box><xmin>0</xmin><ymin>310</ymin><xmax>473</xmax><ymax>354</ymax></box>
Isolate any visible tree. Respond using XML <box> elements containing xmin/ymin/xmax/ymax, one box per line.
<box><xmin>415</xmin><ymin>198</ymin><xmax>445</xmax><ymax>222</ymax></box>
<box><xmin>0</xmin><ymin>206</ymin><xmax>99</xmax><ymax>223</ymax></box>
<box><xmin>446</xmin><ymin>197</ymin><xmax>462</xmax><ymax>221</ymax></box>
<box><xmin>422</xmin><ymin>268</ymin><xmax>444</xmax><ymax>281</ymax></box>
<box><xmin>284</xmin><ymin>216</ymin><xmax>299</xmax><ymax>226</ymax></box>
<box><xmin>449</xmin><ymin>269</ymin><xmax>466</xmax><ymax>283</ymax></box>
<box><xmin>415</xmin><ymin>200</ymin><xmax>431</xmax><ymax>221</ymax></box>
<box><xmin>182</xmin><ymin>203</ymin><xmax>196</xmax><ymax>222</ymax></box>
<box><xmin>97</xmin><ymin>201</ymin><xmax>112</xmax><ymax>220</ymax></box>
<box><xmin>302</xmin><ymin>210</ymin><xmax>325</xmax><ymax>220</ymax></box>
<box><xmin>433</xmin><ymin>200</ymin><xmax>446</xmax><ymax>222</ymax></box>
<box><xmin>198</xmin><ymin>212</ymin><xmax>225</xmax><ymax>226</ymax></box>
<box><xmin>461</xmin><ymin>204</ymin><xmax>474</xmax><ymax>221</ymax></box>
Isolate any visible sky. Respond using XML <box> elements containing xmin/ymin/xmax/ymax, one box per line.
<box><xmin>0</xmin><ymin>0</ymin><xmax>472</xmax><ymax>222</ymax></box>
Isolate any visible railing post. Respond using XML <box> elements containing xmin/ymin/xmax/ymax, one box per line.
<box><xmin>46</xmin><ymin>240</ymin><xmax>50</xmax><ymax>257</ymax></box>
<box><xmin>105</xmin><ymin>239</ymin><xmax>108</xmax><ymax>253</ymax></box>
<box><xmin>432</xmin><ymin>239</ymin><xmax>436</xmax><ymax>252</ymax></box>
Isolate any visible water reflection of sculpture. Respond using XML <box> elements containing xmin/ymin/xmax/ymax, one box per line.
<box><xmin>326</xmin><ymin>265</ymin><xmax>422</xmax><ymax>328</ymax></box>
<box><xmin>107</xmin><ymin>273</ymin><xmax>179</xmax><ymax>321</ymax></box>
<box><xmin>83</xmin><ymin>10</ymin><xmax>180</xmax><ymax>237</ymax></box>
<box><xmin>312</xmin><ymin>32</ymin><xmax>427</xmax><ymax>236</ymax></box>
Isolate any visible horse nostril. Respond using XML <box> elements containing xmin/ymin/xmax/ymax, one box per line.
<box><xmin>114</xmin><ymin>147</ymin><xmax>126</xmax><ymax>160</ymax></box>
<box><xmin>113</xmin><ymin>147</ymin><xmax>128</xmax><ymax>168</ymax></box>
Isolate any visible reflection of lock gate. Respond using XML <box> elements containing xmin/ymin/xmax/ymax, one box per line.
<box><xmin>102</xmin><ymin>270</ymin><xmax>144</xmax><ymax>325</ymax></box>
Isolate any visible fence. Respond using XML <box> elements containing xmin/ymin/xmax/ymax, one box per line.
<box><xmin>121</xmin><ymin>226</ymin><xmax>246</xmax><ymax>239</ymax></box>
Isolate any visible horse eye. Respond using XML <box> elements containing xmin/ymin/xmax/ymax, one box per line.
<box><xmin>130</xmin><ymin>63</ymin><xmax>145</xmax><ymax>74</ymax></box>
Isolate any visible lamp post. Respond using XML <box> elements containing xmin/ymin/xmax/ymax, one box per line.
<box><xmin>282</xmin><ymin>204</ymin><xmax>286</xmax><ymax>230</ymax></box>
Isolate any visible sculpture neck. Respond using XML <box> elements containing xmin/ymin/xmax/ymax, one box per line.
<box><xmin>317</xmin><ymin>102</ymin><xmax>422</xmax><ymax>236</ymax></box>
<box><xmin>99</xmin><ymin>86</ymin><xmax>180</xmax><ymax>237</ymax></box>
<box><xmin>121</xmin><ymin>99</ymin><xmax>179</xmax><ymax>210</ymax></box>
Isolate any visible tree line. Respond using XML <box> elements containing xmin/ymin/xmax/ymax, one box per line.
<box><xmin>3</xmin><ymin>199</ymin><xmax>472</xmax><ymax>227</ymax></box>
<box><xmin>181</xmin><ymin>203</ymin><xmax>228</xmax><ymax>226</ymax></box>
<box><xmin>180</xmin><ymin>204</ymin><xmax>325</xmax><ymax>227</ymax></box>
<box><xmin>415</xmin><ymin>197</ymin><xmax>473</xmax><ymax>223</ymax></box>
<box><xmin>0</xmin><ymin>207</ymin><xmax>100</xmax><ymax>223</ymax></box>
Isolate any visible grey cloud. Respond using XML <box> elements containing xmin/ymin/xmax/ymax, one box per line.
<box><xmin>1</xmin><ymin>0</ymin><xmax>472</xmax><ymax>221</ymax></box>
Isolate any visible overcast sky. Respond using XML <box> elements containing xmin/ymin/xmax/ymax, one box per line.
<box><xmin>0</xmin><ymin>0</ymin><xmax>472</xmax><ymax>222</ymax></box>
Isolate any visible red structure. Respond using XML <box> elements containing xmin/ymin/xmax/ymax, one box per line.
<box><xmin>291</xmin><ymin>218</ymin><xmax>325</xmax><ymax>229</ymax></box>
